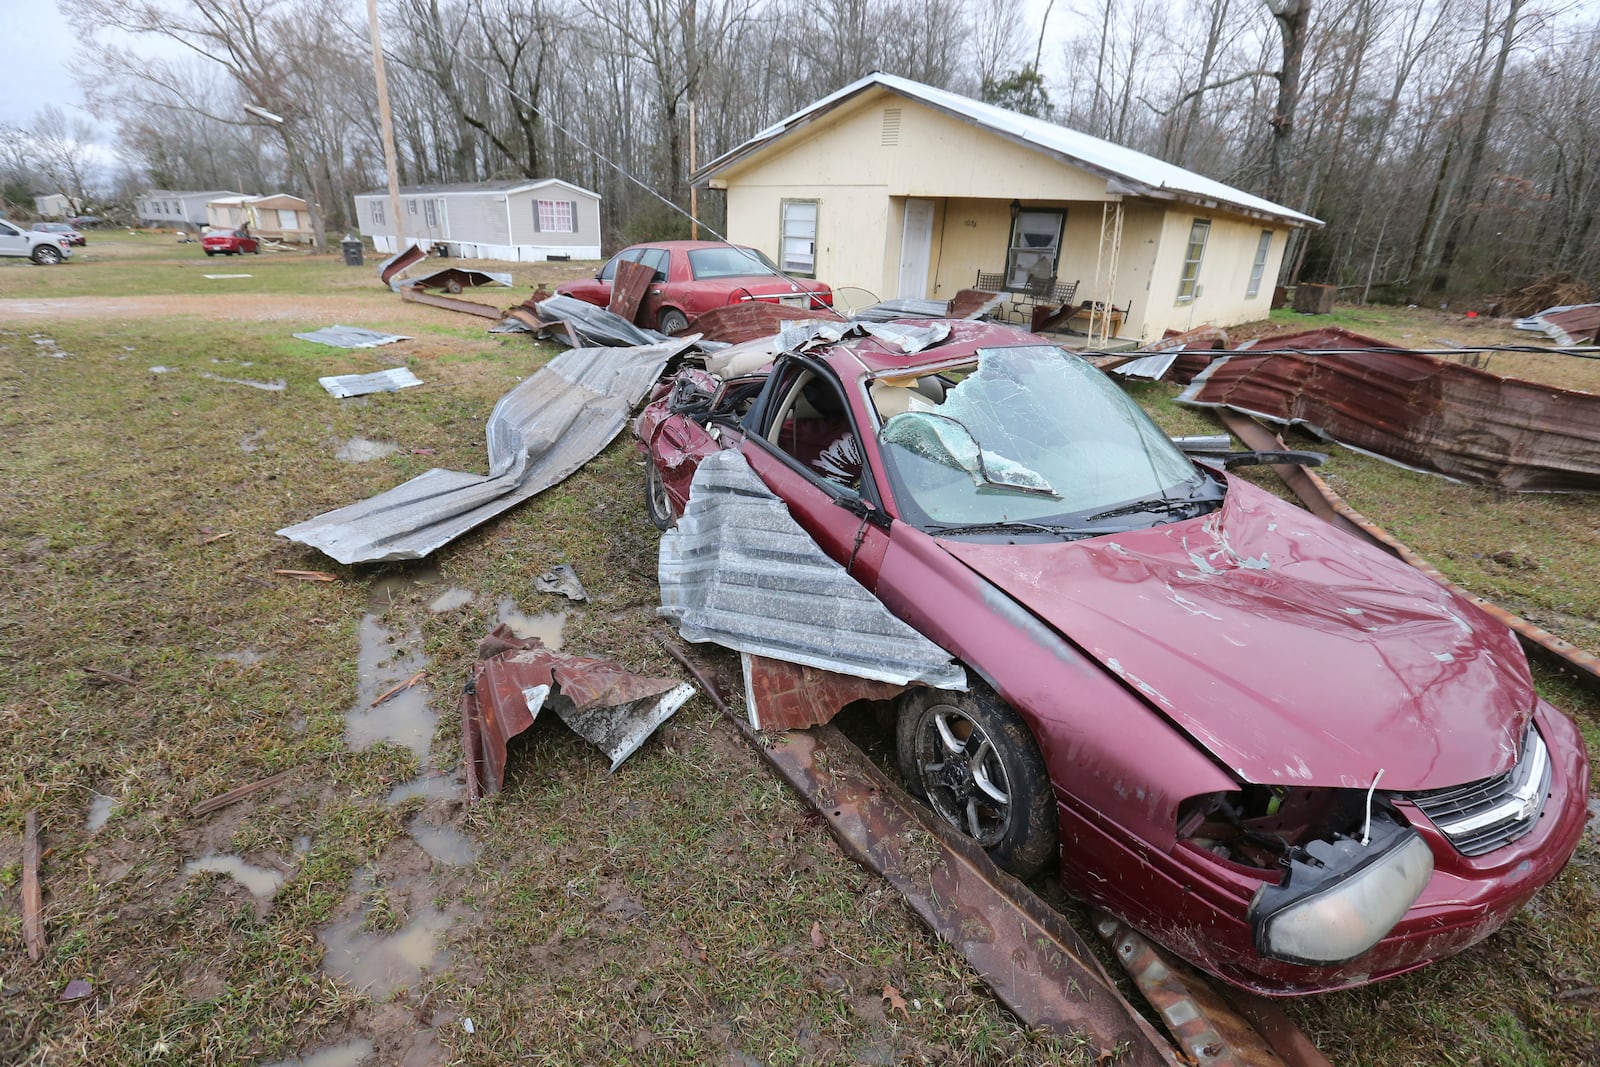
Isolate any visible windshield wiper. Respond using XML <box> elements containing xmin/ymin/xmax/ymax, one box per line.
<box><xmin>1085</xmin><ymin>494</ymin><xmax>1216</xmax><ymax>523</ymax></box>
<box><xmin>925</xmin><ymin>519</ymin><xmax>1100</xmax><ymax>539</ymax></box>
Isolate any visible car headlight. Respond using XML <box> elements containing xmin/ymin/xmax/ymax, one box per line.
<box><xmin>1249</xmin><ymin>818</ymin><xmax>1434</xmax><ymax>965</ymax></box>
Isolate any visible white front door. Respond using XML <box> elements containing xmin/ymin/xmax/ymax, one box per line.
<box><xmin>897</xmin><ymin>198</ymin><xmax>935</xmax><ymax>299</ymax></box>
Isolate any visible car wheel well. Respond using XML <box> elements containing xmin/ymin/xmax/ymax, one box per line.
<box><xmin>658</xmin><ymin>307</ymin><xmax>689</xmax><ymax>335</ymax></box>
<box><xmin>895</xmin><ymin>682</ymin><xmax>1058</xmax><ymax>879</ymax></box>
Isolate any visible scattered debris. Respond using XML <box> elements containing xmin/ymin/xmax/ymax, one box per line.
<box><xmin>533</xmin><ymin>563</ymin><xmax>588</xmax><ymax>602</ymax></box>
<box><xmin>60</xmin><ymin>980</ymin><xmax>92</xmax><ymax>1002</ymax></box>
<box><xmin>23</xmin><ymin>811</ymin><xmax>45</xmax><ymax>962</ymax></box>
<box><xmin>658</xmin><ymin>450</ymin><xmax>965</xmax><ymax>689</ymax></box>
<box><xmin>607</xmin><ymin>259</ymin><xmax>656</xmax><ymax>323</ymax></box>
<box><xmin>741</xmin><ymin>721</ymin><xmax>1175</xmax><ymax>1063</ymax></box>
<box><xmin>199</xmin><ymin>531</ymin><xmax>233</xmax><ymax>545</ymax></box>
<box><xmin>295</xmin><ymin>326</ymin><xmax>412</xmax><ymax>350</ymax></box>
<box><xmin>334</xmin><ymin>437</ymin><xmax>400</xmax><ymax>463</ymax></box>
<box><xmin>377</xmin><ymin>243</ymin><xmax>428</xmax><ymax>288</ymax></box>
<box><xmin>399</xmin><ymin>286</ymin><xmax>504</xmax><ymax>318</ymax></box>
<box><xmin>1096</xmin><ymin>914</ymin><xmax>1293</xmax><ymax>1066</ymax></box>
<box><xmin>278</xmin><ymin>340</ymin><xmax>692</xmax><ymax>564</ymax></box>
<box><xmin>677</xmin><ymin>300</ymin><xmax>836</xmax><ymax>345</ymax></box>
<box><xmin>275</xmin><ymin>569</ymin><xmax>339</xmax><ymax>582</ymax></box>
<box><xmin>462</xmin><ymin>626</ymin><xmax>695</xmax><ymax>796</ymax></box>
<box><xmin>371</xmin><ymin>671</ymin><xmax>427</xmax><ymax>709</ymax></box>
<box><xmin>1496</xmin><ymin>273</ymin><xmax>1594</xmax><ymax>319</ymax></box>
<box><xmin>1513</xmin><ymin>303</ymin><xmax>1600</xmax><ymax>345</ymax></box>
<box><xmin>200</xmin><ymin>372</ymin><xmax>286</xmax><ymax>392</ymax></box>
<box><xmin>202</xmin><ymin>274</ymin><xmax>253</xmax><ymax>280</ymax></box>
<box><xmin>81</xmin><ymin>667</ymin><xmax>136</xmax><ymax>687</ymax></box>
<box><xmin>533</xmin><ymin>295</ymin><xmax>673</xmax><ymax>348</ymax></box>
<box><xmin>657</xmin><ymin>636</ymin><xmax>732</xmax><ymax>715</ymax></box>
<box><xmin>741</xmin><ymin>652</ymin><xmax>911</xmax><ymax>732</ymax></box>
<box><xmin>1178</xmin><ymin>329</ymin><xmax>1600</xmax><ymax>492</ymax></box>
<box><xmin>191</xmin><ymin>767</ymin><xmax>299</xmax><ymax>818</ymax></box>
<box><xmin>402</xmin><ymin>266</ymin><xmax>513</xmax><ymax>294</ymax></box>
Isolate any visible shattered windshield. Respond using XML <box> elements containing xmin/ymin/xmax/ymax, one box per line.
<box><xmin>871</xmin><ymin>346</ymin><xmax>1209</xmax><ymax>530</ymax></box>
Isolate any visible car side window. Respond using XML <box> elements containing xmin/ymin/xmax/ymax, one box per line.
<box><xmin>0</xmin><ymin>221</ymin><xmax>17</xmax><ymax>236</ymax></box>
<box><xmin>639</xmin><ymin>248</ymin><xmax>670</xmax><ymax>282</ymax></box>
<box><xmin>598</xmin><ymin>248</ymin><xmax>643</xmax><ymax>281</ymax></box>
<box><xmin>764</xmin><ymin>368</ymin><xmax>863</xmax><ymax>490</ymax></box>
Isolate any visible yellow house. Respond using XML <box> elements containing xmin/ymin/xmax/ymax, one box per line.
<box><xmin>694</xmin><ymin>73</ymin><xmax>1322</xmax><ymax>342</ymax></box>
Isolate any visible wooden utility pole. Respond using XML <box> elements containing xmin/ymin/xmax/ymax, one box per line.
<box><xmin>367</xmin><ymin>0</ymin><xmax>407</xmax><ymax>252</ymax></box>
<box><xmin>689</xmin><ymin>99</ymin><xmax>699</xmax><ymax>239</ymax></box>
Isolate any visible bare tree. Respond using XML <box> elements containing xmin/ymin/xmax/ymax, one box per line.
<box><xmin>62</xmin><ymin>0</ymin><xmax>333</xmax><ymax>248</ymax></box>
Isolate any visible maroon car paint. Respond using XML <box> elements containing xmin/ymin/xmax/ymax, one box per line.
<box><xmin>937</xmin><ymin>476</ymin><xmax>1534</xmax><ymax>791</ymax></box>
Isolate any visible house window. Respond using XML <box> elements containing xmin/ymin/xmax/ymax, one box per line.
<box><xmin>1176</xmin><ymin>219</ymin><xmax>1210</xmax><ymax>303</ymax></box>
<box><xmin>278</xmin><ymin>209</ymin><xmax>298</xmax><ymax>230</ymax></box>
<box><xmin>424</xmin><ymin>199</ymin><xmax>437</xmax><ymax>227</ymax></box>
<box><xmin>406</xmin><ymin>199</ymin><xmax>417</xmax><ymax>215</ymax></box>
<box><xmin>1246</xmin><ymin>230</ymin><xmax>1272</xmax><ymax>298</ymax></box>
<box><xmin>1006</xmin><ymin>209</ymin><xmax>1064</xmax><ymax>290</ymax></box>
<box><xmin>372</xmin><ymin>201</ymin><xmax>385</xmax><ymax>225</ymax></box>
<box><xmin>780</xmin><ymin>200</ymin><xmax>818</xmax><ymax>276</ymax></box>
<box><xmin>535</xmin><ymin>200</ymin><xmax>576</xmax><ymax>233</ymax></box>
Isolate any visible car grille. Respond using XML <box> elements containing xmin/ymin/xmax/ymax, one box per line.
<box><xmin>1407</xmin><ymin>726</ymin><xmax>1552</xmax><ymax>856</ymax></box>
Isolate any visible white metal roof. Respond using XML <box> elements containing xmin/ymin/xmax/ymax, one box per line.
<box><xmin>698</xmin><ymin>72</ymin><xmax>1320</xmax><ymax>228</ymax></box>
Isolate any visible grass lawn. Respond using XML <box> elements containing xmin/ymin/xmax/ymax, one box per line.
<box><xmin>1</xmin><ymin>236</ymin><xmax>1596</xmax><ymax>1066</ymax></box>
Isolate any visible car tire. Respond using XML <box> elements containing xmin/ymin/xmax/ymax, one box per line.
<box><xmin>644</xmin><ymin>460</ymin><xmax>676</xmax><ymax>531</ymax></box>
<box><xmin>31</xmin><ymin>245</ymin><xmax>62</xmax><ymax>265</ymax></box>
<box><xmin>205</xmin><ymin>250</ymin><xmax>216</xmax><ymax>257</ymax></box>
<box><xmin>896</xmin><ymin>686</ymin><xmax>1058</xmax><ymax>879</ymax></box>
<box><xmin>658</xmin><ymin>308</ymin><xmax>689</xmax><ymax>335</ymax></box>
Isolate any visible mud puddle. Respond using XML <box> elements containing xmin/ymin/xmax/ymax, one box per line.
<box><xmin>343</xmin><ymin>615</ymin><xmax>434</xmax><ymax>760</ymax></box>
<box><xmin>496</xmin><ymin>597</ymin><xmax>566</xmax><ymax>650</ymax></box>
<box><xmin>184</xmin><ymin>854</ymin><xmax>285</xmax><ymax>899</ymax></box>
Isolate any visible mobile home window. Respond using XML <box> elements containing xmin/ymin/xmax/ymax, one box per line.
<box><xmin>1176</xmin><ymin>219</ymin><xmax>1210</xmax><ymax>303</ymax></box>
<box><xmin>1006</xmin><ymin>210</ymin><xmax>1064</xmax><ymax>290</ymax></box>
<box><xmin>535</xmin><ymin>200</ymin><xmax>576</xmax><ymax>233</ymax></box>
<box><xmin>780</xmin><ymin>200</ymin><xmax>818</xmax><ymax>276</ymax></box>
<box><xmin>372</xmin><ymin>201</ymin><xmax>385</xmax><ymax>225</ymax></box>
<box><xmin>1246</xmin><ymin>231</ymin><xmax>1272</xmax><ymax>297</ymax></box>
<box><xmin>424</xmin><ymin>199</ymin><xmax>437</xmax><ymax>227</ymax></box>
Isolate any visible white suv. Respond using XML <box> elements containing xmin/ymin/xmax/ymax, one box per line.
<box><xmin>0</xmin><ymin>219</ymin><xmax>73</xmax><ymax>264</ymax></box>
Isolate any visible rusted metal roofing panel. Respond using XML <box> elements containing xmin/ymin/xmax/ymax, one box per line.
<box><xmin>402</xmin><ymin>266</ymin><xmax>513</xmax><ymax>293</ymax></box>
<box><xmin>608</xmin><ymin>258</ymin><xmax>655</xmax><ymax>323</ymax></box>
<box><xmin>742</xmin><ymin>721</ymin><xmax>1182</xmax><ymax>1064</ymax></box>
<box><xmin>740</xmin><ymin>652</ymin><xmax>911</xmax><ymax>731</ymax></box>
<box><xmin>278</xmin><ymin>340</ymin><xmax>693</xmax><ymax>563</ymax></box>
<box><xmin>1178</xmin><ymin>346</ymin><xmax>1600</xmax><ymax>492</ymax></box>
<box><xmin>462</xmin><ymin>626</ymin><xmax>693</xmax><ymax>797</ymax></box>
<box><xmin>683</xmin><ymin>301</ymin><xmax>837</xmax><ymax>345</ymax></box>
<box><xmin>658</xmin><ymin>449</ymin><xmax>966</xmax><ymax>689</ymax></box>
<box><xmin>399</xmin><ymin>286</ymin><xmax>504</xmax><ymax>318</ymax></box>
<box><xmin>378</xmin><ymin>243</ymin><xmax>428</xmax><ymax>288</ymax></box>
<box><xmin>1514</xmin><ymin>303</ymin><xmax>1600</xmax><ymax>345</ymax></box>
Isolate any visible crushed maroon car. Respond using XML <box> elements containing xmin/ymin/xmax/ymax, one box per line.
<box><xmin>202</xmin><ymin>229</ymin><xmax>260</xmax><ymax>256</ymax></box>
<box><xmin>557</xmin><ymin>240</ymin><xmax>832</xmax><ymax>335</ymax></box>
<box><xmin>635</xmin><ymin>318</ymin><xmax>1589</xmax><ymax>996</ymax></box>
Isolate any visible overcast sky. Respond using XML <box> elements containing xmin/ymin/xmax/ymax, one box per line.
<box><xmin>0</xmin><ymin>0</ymin><xmax>92</xmax><ymax>130</ymax></box>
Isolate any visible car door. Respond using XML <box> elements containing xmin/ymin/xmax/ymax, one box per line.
<box><xmin>0</xmin><ymin>220</ymin><xmax>27</xmax><ymax>257</ymax></box>
<box><xmin>739</xmin><ymin>357</ymin><xmax>891</xmax><ymax>588</ymax></box>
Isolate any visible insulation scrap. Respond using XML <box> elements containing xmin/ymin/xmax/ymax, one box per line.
<box><xmin>295</xmin><ymin>326</ymin><xmax>412</xmax><ymax>350</ymax></box>
<box><xmin>319</xmin><ymin>367</ymin><xmax>423</xmax><ymax>398</ymax></box>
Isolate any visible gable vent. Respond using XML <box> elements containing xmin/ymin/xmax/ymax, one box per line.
<box><xmin>881</xmin><ymin>108</ymin><xmax>901</xmax><ymax>146</ymax></box>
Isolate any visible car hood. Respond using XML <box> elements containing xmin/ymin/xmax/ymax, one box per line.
<box><xmin>937</xmin><ymin>480</ymin><xmax>1532</xmax><ymax>790</ymax></box>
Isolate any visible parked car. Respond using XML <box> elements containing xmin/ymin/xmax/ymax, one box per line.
<box><xmin>31</xmin><ymin>222</ymin><xmax>86</xmax><ymax>246</ymax></box>
<box><xmin>202</xmin><ymin>229</ymin><xmax>260</xmax><ymax>256</ymax></box>
<box><xmin>635</xmin><ymin>319</ymin><xmax>1589</xmax><ymax>995</ymax></box>
<box><xmin>557</xmin><ymin>240</ymin><xmax>832</xmax><ymax>334</ymax></box>
<box><xmin>68</xmin><ymin>215</ymin><xmax>103</xmax><ymax>228</ymax></box>
<box><xmin>0</xmin><ymin>219</ymin><xmax>73</xmax><ymax>264</ymax></box>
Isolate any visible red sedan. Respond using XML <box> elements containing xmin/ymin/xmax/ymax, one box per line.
<box><xmin>202</xmin><ymin>229</ymin><xmax>260</xmax><ymax>256</ymax></box>
<box><xmin>636</xmin><ymin>319</ymin><xmax>1589</xmax><ymax>995</ymax></box>
<box><xmin>557</xmin><ymin>240</ymin><xmax>832</xmax><ymax>334</ymax></box>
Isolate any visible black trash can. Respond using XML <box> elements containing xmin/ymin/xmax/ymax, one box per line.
<box><xmin>340</xmin><ymin>234</ymin><xmax>364</xmax><ymax>267</ymax></box>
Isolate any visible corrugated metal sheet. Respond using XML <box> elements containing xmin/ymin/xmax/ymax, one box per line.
<box><xmin>403</xmin><ymin>266</ymin><xmax>513</xmax><ymax>293</ymax></box>
<box><xmin>318</xmin><ymin>367</ymin><xmax>423</xmax><ymax>398</ymax></box>
<box><xmin>1513</xmin><ymin>303</ymin><xmax>1600</xmax><ymax>345</ymax></box>
<box><xmin>279</xmin><ymin>340</ymin><xmax>693</xmax><ymax>563</ymax></box>
<box><xmin>378</xmin><ymin>243</ymin><xmax>428</xmax><ymax>287</ymax></box>
<box><xmin>536</xmin><ymin>295</ymin><xmax>671</xmax><ymax>348</ymax></box>
<box><xmin>295</xmin><ymin>326</ymin><xmax>411</xmax><ymax>349</ymax></box>
<box><xmin>658</xmin><ymin>449</ymin><xmax>967</xmax><ymax>688</ymax></box>
<box><xmin>1177</xmin><ymin>347</ymin><xmax>1600</xmax><ymax>492</ymax></box>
